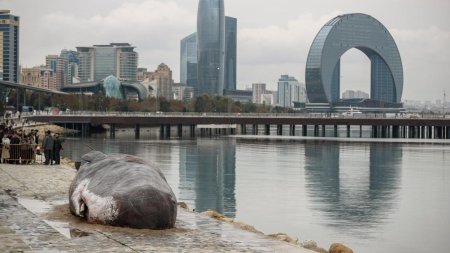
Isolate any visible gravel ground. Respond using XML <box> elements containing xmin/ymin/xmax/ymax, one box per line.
<box><xmin>0</xmin><ymin>163</ymin><xmax>315</xmax><ymax>253</ymax></box>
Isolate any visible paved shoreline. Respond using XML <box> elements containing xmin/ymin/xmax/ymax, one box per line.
<box><xmin>0</xmin><ymin>163</ymin><xmax>316</xmax><ymax>253</ymax></box>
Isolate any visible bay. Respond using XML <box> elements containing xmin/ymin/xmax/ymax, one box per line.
<box><xmin>62</xmin><ymin>136</ymin><xmax>450</xmax><ymax>253</ymax></box>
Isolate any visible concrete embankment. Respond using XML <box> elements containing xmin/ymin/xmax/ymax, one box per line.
<box><xmin>0</xmin><ymin>163</ymin><xmax>320</xmax><ymax>253</ymax></box>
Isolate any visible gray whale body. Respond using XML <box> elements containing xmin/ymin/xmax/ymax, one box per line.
<box><xmin>69</xmin><ymin>151</ymin><xmax>177</xmax><ymax>229</ymax></box>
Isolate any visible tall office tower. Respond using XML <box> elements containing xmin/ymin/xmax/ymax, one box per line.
<box><xmin>77</xmin><ymin>47</ymin><xmax>94</xmax><ymax>82</ymax></box>
<box><xmin>278</xmin><ymin>75</ymin><xmax>305</xmax><ymax>108</ymax></box>
<box><xmin>0</xmin><ymin>10</ymin><xmax>19</xmax><ymax>83</ymax></box>
<box><xmin>76</xmin><ymin>43</ymin><xmax>138</xmax><ymax>82</ymax></box>
<box><xmin>197</xmin><ymin>0</ymin><xmax>225</xmax><ymax>96</ymax></box>
<box><xmin>224</xmin><ymin>16</ymin><xmax>237</xmax><ymax>91</ymax></box>
<box><xmin>252</xmin><ymin>83</ymin><xmax>266</xmax><ymax>104</ymax></box>
<box><xmin>60</xmin><ymin>49</ymin><xmax>79</xmax><ymax>84</ymax></box>
<box><xmin>145</xmin><ymin>63</ymin><xmax>174</xmax><ymax>100</ymax></box>
<box><xmin>46</xmin><ymin>55</ymin><xmax>69</xmax><ymax>90</ymax></box>
<box><xmin>180</xmin><ymin>32</ymin><xmax>198</xmax><ymax>91</ymax></box>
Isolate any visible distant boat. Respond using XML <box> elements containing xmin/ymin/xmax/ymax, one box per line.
<box><xmin>342</xmin><ymin>107</ymin><xmax>362</xmax><ymax>117</ymax></box>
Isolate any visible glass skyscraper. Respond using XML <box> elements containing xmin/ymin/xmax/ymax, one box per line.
<box><xmin>224</xmin><ymin>16</ymin><xmax>237</xmax><ymax>91</ymax></box>
<box><xmin>197</xmin><ymin>0</ymin><xmax>225</xmax><ymax>96</ymax></box>
<box><xmin>0</xmin><ymin>10</ymin><xmax>19</xmax><ymax>83</ymax></box>
<box><xmin>305</xmin><ymin>13</ymin><xmax>403</xmax><ymax>104</ymax></box>
<box><xmin>180</xmin><ymin>33</ymin><xmax>198</xmax><ymax>89</ymax></box>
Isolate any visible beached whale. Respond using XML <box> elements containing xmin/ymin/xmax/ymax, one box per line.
<box><xmin>69</xmin><ymin>151</ymin><xmax>177</xmax><ymax>229</ymax></box>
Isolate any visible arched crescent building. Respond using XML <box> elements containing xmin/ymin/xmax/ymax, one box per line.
<box><xmin>305</xmin><ymin>13</ymin><xmax>403</xmax><ymax>107</ymax></box>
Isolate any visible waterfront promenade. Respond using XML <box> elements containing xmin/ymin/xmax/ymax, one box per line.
<box><xmin>0</xmin><ymin>163</ymin><xmax>316</xmax><ymax>253</ymax></box>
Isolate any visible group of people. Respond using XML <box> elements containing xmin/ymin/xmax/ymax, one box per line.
<box><xmin>0</xmin><ymin>123</ymin><xmax>63</xmax><ymax>165</ymax></box>
<box><xmin>42</xmin><ymin>130</ymin><xmax>64</xmax><ymax>165</ymax></box>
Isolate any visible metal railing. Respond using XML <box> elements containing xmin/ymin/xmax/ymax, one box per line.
<box><xmin>1</xmin><ymin>144</ymin><xmax>43</xmax><ymax>164</ymax></box>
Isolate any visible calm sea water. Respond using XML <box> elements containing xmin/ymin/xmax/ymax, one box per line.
<box><xmin>62</xmin><ymin>135</ymin><xmax>450</xmax><ymax>253</ymax></box>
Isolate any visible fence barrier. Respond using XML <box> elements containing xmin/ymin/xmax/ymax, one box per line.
<box><xmin>0</xmin><ymin>144</ymin><xmax>43</xmax><ymax>164</ymax></box>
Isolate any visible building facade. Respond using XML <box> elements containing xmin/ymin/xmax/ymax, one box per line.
<box><xmin>0</xmin><ymin>10</ymin><xmax>19</xmax><ymax>83</ymax></box>
<box><xmin>180</xmin><ymin>32</ymin><xmax>198</xmax><ymax>90</ymax></box>
<box><xmin>46</xmin><ymin>55</ymin><xmax>69</xmax><ymax>90</ymax></box>
<box><xmin>278</xmin><ymin>75</ymin><xmax>306</xmax><ymax>108</ymax></box>
<box><xmin>342</xmin><ymin>90</ymin><xmax>370</xmax><ymax>99</ymax></box>
<box><xmin>76</xmin><ymin>43</ymin><xmax>138</xmax><ymax>82</ymax></box>
<box><xmin>197</xmin><ymin>0</ymin><xmax>225</xmax><ymax>96</ymax></box>
<box><xmin>144</xmin><ymin>63</ymin><xmax>174</xmax><ymax>100</ymax></box>
<box><xmin>305</xmin><ymin>13</ymin><xmax>403</xmax><ymax>105</ymax></box>
<box><xmin>60</xmin><ymin>49</ymin><xmax>79</xmax><ymax>84</ymax></box>
<box><xmin>21</xmin><ymin>66</ymin><xmax>56</xmax><ymax>90</ymax></box>
<box><xmin>252</xmin><ymin>83</ymin><xmax>266</xmax><ymax>104</ymax></box>
<box><xmin>224</xmin><ymin>16</ymin><xmax>237</xmax><ymax>91</ymax></box>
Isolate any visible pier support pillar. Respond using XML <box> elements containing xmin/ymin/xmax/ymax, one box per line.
<box><xmin>334</xmin><ymin>125</ymin><xmax>338</xmax><ymax>137</ymax></box>
<box><xmin>190</xmin><ymin>125</ymin><xmax>196</xmax><ymax>137</ymax></box>
<box><xmin>110</xmin><ymin>124</ymin><xmax>116</xmax><ymax>139</ymax></box>
<box><xmin>265</xmin><ymin>125</ymin><xmax>270</xmax><ymax>135</ymax></box>
<box><xmin>241</xmin><ymin>124</ymin><xmax>247</xmax><ymax>135</ymax></box>
<box><xmin>392</xmin><ymin>126</ymin><xmax>400</xmax><ymax>138</ymax></box>
<box><xmin>347</xmin><ymin>125</ymin><xmax>351</xmax><ymax>138</ymax></box>
<box><xmin>359</xmin><ymin>125</ymin><xmax>363</xmax><ymax>138</ymax></box>
<box><xmin>436</xmin><ymin>126</ymin><xmax>443</xmax><ymax>139</ymax></box>
<box><xmin>381</xmin><ymin>126</ymin><xmax>387</xmax><ymax>138</ymax></box>
<box><xmin>134</xmin><ymin>124</ymin><xmax>140</xmax><ymax>139</ymax></box>
<box><xmin>322</xmin><ymin>125</ymin><xmax>326</xmax><ymax>137</ymax></box>
<box><xmin>372</xmin><ymin>126</ymin><xmax>378</xmax><ymax>138</ymax></box>
<box><xmin>277</xmin><ymin>125</ymin><xmax>283</xmax><ymax>136</ymax></box>
<box><xmin>314</xmin><ymin>125</ymin><xmax>319</xmax><ymax>137</ymax></box>
<box><xmin>252</xmin><ymin>124</ymin><xmax>258</xmax><ymax>135</ymax></box>
<box><xmin>446</xmin><ymin>126</ymin><xmax>450</xmax><ymax>139</ymax></box>
<box><xmin>165</xmin><ymin>125</ymin><xmax>171</xmax><ymax>138</ymax></box>
<box><xmin>290</xmin><ymin>125</ymin><xmax>296</xmax><ymax>136</ymax></box>
<box><xmin>160</xmin><ymin>125</ymin><xmax>165</xmax><ymax>138</ymax></box>
<box><xmin>177</xmin><ymin>125</ymin><xmax>183</xmax><ymax>138</ymax></box>
<box><xmin>302</xmin><ymin>125</ymin><xmax>307</xmax><ymax>137</ymax></box>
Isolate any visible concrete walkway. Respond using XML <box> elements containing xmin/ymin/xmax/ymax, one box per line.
<box><xmin>0</xmin><ymin>164</ymin><xmax>315</xmax><ymax>253</ymax></box>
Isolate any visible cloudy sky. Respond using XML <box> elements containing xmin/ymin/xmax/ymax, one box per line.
<box><xmin>2</xmin><ymin>0</ymin><xmax>449</xmax><ymax>101</ymax></box>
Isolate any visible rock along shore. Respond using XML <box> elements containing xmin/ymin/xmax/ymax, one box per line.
<box><xmin>0</xmin><ymin>163</ymin><xmax>319</xmax><ymax>253</ymax></box>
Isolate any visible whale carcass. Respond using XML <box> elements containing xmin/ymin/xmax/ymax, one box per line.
<box><xmin>69</xmin><ymin>151</ymin><xmax>177</xmax><ymax>229</ymax></box>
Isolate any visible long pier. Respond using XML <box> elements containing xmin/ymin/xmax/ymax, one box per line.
<box><xmin>27</xmin><ymin>113</ymin><xmax>450</xmax><ymax>140</ymax></box>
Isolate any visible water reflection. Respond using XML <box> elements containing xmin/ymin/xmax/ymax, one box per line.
<box><xmin>304</xmin><ymin>142</ymin><xmax>402</xmax><ymax>232</ymax></box>
<box><xmin>179</xmin><ymin>138</ymin><xmax>237</xmax><ymax>217</ymax></box>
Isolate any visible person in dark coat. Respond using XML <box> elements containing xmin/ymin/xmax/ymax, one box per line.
<box><xmin>42</xmin><ymin>130</ymin><xmax>54</xmax><ymax>165</ymax></box>
<box><xmin>53</xmin><ymin>133</ymin><xmax>63</xmax><ymax>165</ymax></box>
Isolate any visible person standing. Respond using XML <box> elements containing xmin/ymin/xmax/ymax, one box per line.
<box><xmin>1</xmin><ymin>134</ymin><xmax>10</xmax><ymax>163</ymax></box>
<box><xmin>42</xmin><ymin>130</ymin><xmax>54</xmax><ymax>165</ymax></box>
<box><xmin>53</xmin><ymin>133</ymin><xmax>63</xmax><ymax>165</ymax></box>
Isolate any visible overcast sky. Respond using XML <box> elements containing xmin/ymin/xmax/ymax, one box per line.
<box><xmin>2</xmin><ymin>0</ymin><xmax>449</xmax><ymax>101</ymax></box>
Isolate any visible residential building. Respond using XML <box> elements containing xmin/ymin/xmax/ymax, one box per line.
<box><xmin>0</xmin><ymin>10</ymin><xmax>19</xmax><ymax>83</ymax></box>
<box><xmin>342</xmin><ymin>90</ymin><xmax>370</xmax><ymax>99</ymax></box>
<box><xmin>137</xmin><ymin>68</ymin><xmax>147</xmax><ymax>81</ymax></box>
<box><xmin>46</xmin><ymin>55</ymin><xmax>69</xmax><ymax>90</ymax></box>
<box><xmin>278</xmin><ymin>75</ymin><xmax>306</xmax><ymax>108</ymax></box>
<box><xmin>60</xmin><ymin>49</ymin><xmax>80</xmax><ymax>84</ymax></box>
<box><xmin>252</xmin><ymin>83</ymin><xmax>266</xmax><ymax>104</ymax></box>
<box><xmin>21</xmin><ymin>66</ymin><xmax>56</xmax><ymax>90</ymax></box>
<box><xmin>77</xmin><ymin>47</ymin><xmax>94</xmax><ymax>82</ymax></box>
<box><xmin>144</xmin><ymin>63</ymin><xmax>174</xmax><ymax>100</ymax></box>
<box><xmin>173</xmin><ymin>83</ymin><xmax>194</xmax><ymax>101</ymax></box>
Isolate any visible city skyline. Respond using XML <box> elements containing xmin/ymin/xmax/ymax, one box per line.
<box><xmin>1</xmin><ymin>0</ymin><xmax>449</xmax><ymax>101</ymax></box>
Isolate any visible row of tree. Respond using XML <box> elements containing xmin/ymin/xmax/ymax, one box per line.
<box><xmin>2</xmin><ymin>90</ymin><xmax>293</xmax><ymax>114</ymax></box>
